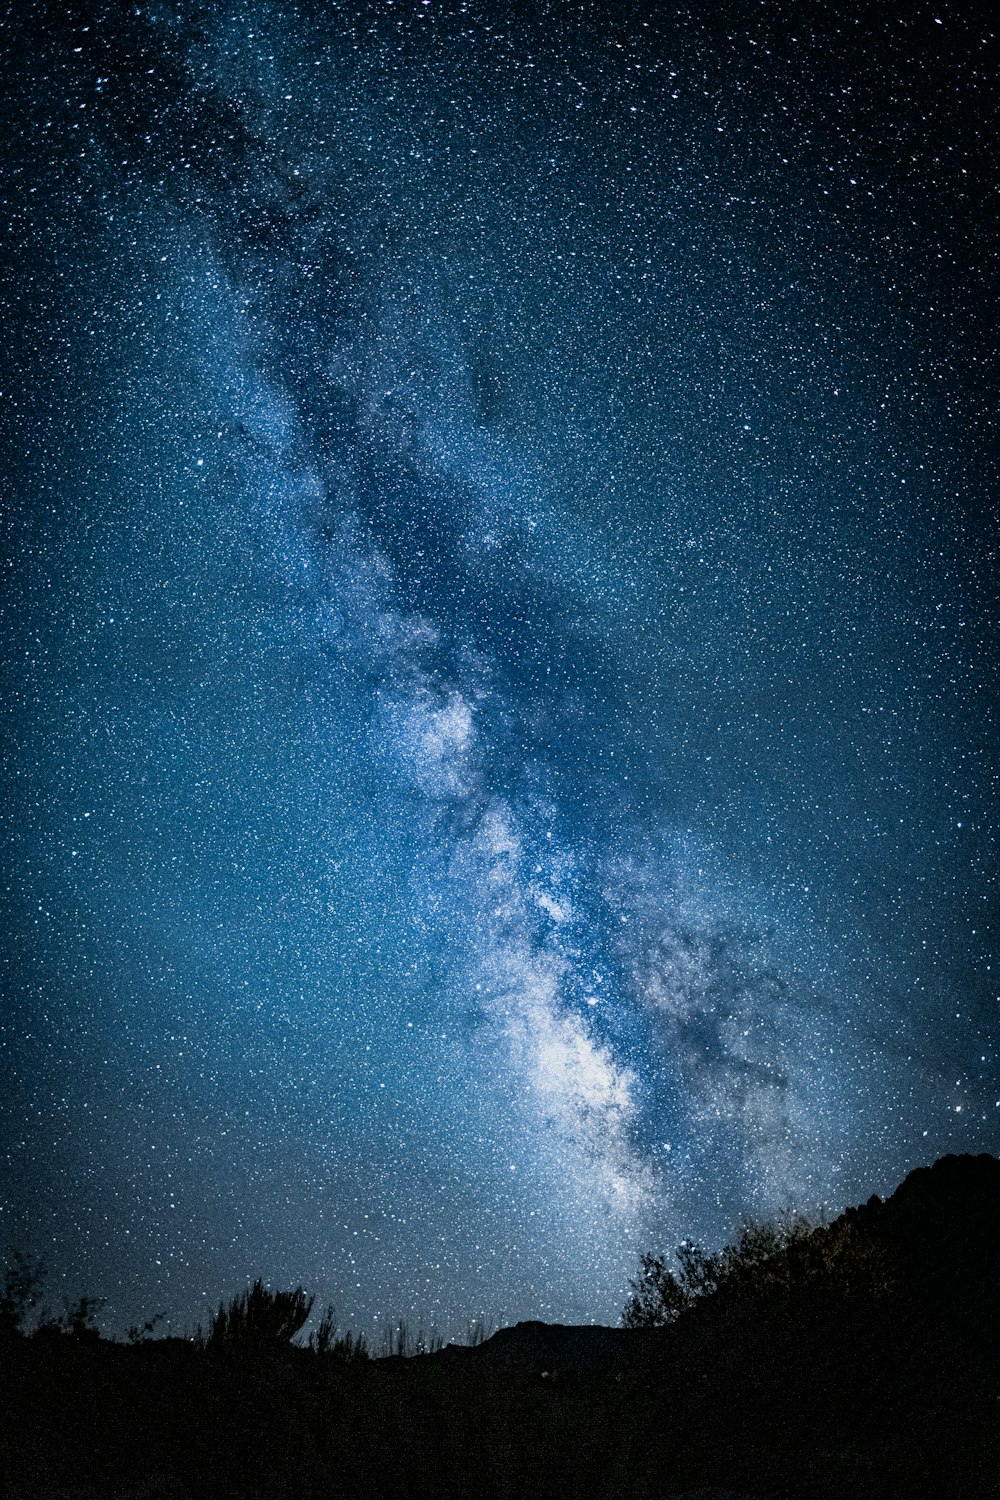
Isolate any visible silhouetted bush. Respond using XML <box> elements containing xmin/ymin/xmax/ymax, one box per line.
<box><xmin>0</xmin><ymin>1251</ymin><xmax>46</xmax><ymax>1338</ymax></box>
<box><xmin>1</xmin><ymin>1254</ymin><xmax>104</xmax><ymax>1341</ymax></box>
<box><xmin>623</xmin><ymin>1213</ymin><xmax>894</xmax><ymax>1326</ymax></box>
<box><xmin>377</xmin><ymin>1317</ymin><xmax>444</xmax><ymax>1357</ymax></box>
<box><xmin>464</xmin><ymin>1317</ymin><xmax>494</xmax><ymax>1347</ymax></box>
<box><xmin>206</xmin><ymin>1280</ymin><xmax>314</xmax><ymax>1348</ymax></box>
<box><xmin>126</xmin><ymin>1311</ymin><xmax>166</xmax><ymax>1344</ymax></box>
<box><xmin>35</xmin><ymin>1295</ymin><xmax>104</xmax><ymax>1342</ymax></box>
<box><xmin>308</xmin><ymin>1302</ymin><xmax>369</xmax><ymax>1361</ymax></box>
<box><xmin>621</xmin><ymin>1252</ymin><xmax>691</xmax><ymax>1327</ymax></box>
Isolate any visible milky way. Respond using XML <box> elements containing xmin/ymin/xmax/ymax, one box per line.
<box><xmin>1</xmin><ymin>1</ymin><xmax>997</xmax><ymax>1336</ymax></box>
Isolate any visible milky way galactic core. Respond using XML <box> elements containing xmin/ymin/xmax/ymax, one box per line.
<box><xmin>1</xmin><ymin>1</ymin><xmax>997</xmax><ymax>1335</ymax></box>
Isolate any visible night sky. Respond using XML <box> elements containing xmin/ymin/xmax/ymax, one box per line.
<box><xmin>1</xmin><ymin>0</ymin><xmax>997</xmax><ymax>1340</ymax></box>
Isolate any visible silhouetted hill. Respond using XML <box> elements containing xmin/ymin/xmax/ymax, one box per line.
<box><xmin>860</xmin><ymin>1150</ymin><xmax>1000</xmax><ymax>1289</ymax></box>
<box><xmin>435</xmin><ymin>1317</ymin><xmax>637</xmax><ymax>1374</ymax></box>
<box><xmin>3</xmin><ymin>1153</ymin><xmax>998</xmax><ymax>1499</ymax></box>
<box><xmin>437</xmin><ymin>1151</ymin><xmax>1000</xmax><ymax>1380</ymax></box>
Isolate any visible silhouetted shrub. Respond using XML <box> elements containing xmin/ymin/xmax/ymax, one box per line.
<box><xmin>376</xmin><ymin>1317</ymin><xmax>444</xmax><ymax>1357</ymax></box>
<box><xmin>621</xmin><ymin>1253</ymin><xmax>691</xmax><ymax>1327</ymax></box>
<box><xmin>36</xmin><ymin>1295</ymin><xmax>104</xmax><ymax>1342</ymax></box>
<box><xmin>126</xmin><ymin>1311</ymin><xmax>167</xmax><ymax>1344</ymax></box>
<box><xmin>207</xmin><ymin>1280</ymin><xmax>314</xmax><ymax>1348</ymax></box>
<box><xmin>623</xmin><ymin>1213</ymin><xmax>894</xmax><ymax>1326</ymax></box>
<box><xmin>464</xmin><ymin>1317</ymin><xmax>494</xmax><ymax>1347</ymax></box>
<box><xmin>783</xmin><ymin>1214</ymin><xmax>895</xmax><ymax>1299</ymax></box>
<box><xmin>0</xmin><ymin>1250</ymin><xmax>46</xmax><ymax>1338</ymax></box>
<box><xmin>308</xmin><ymin>1302</ymin><xmax>369</xmax><ymax>1361</ymax></box>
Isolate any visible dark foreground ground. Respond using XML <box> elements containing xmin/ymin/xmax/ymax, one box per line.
<box><xmin>3</xmin><ymin>1154</ymin><xmax>999</xmax><ymax>1500</ymax></box>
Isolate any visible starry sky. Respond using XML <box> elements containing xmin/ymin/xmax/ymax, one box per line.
<box><xmin>1</xmin><ymin>0</ymin><xmax>997</xmax><ymax>1338</ymax></box>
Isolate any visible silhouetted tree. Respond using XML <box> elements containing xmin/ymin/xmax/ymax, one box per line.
<box><xmin>624</xmin><ymin>1212</ymin><xmax>894</xmax><ymax>1327</ymax></box>
<box><xmin>622</xmin><ymin>1253</ymin><xmax>692</xmax><ymax>1327</ymax></box>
